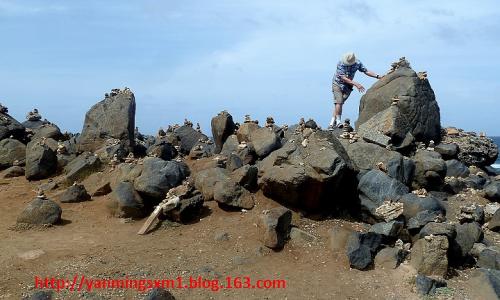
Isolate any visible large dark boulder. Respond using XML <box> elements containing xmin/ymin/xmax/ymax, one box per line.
<box><xmin>387</xmin><ymin>156</ymin><xmax>415</xmax><ymax>186</ymax></box>
<box><xmin>17</xmin><ymin>197</ymin><xmax>62</xmax><ymax>225</ymax></box>
<box><xmin>134</xmin><ymin>157</ymin><xmax>190</xmax><ymax>200</ymax></box>
<box><xmin>399</xmin><ymin>193</ymin><xmax>445</xmax><ymax>221</ymax></box>
<box><xmin>174</xmin><ymin>125</ymin><xmax>208</xmax><ymax>154</ymax></box>
<box><xmin>213</xmin><ymin>180</ymin><xmax>254</xmax><ymax>209</ymax></box>
<box><xmin>484</xmin><ymin>181</ymin><xmax>500</xmax><ymax>202</ymax></box>
<box><xmin>211</xmin><ymin>111</ymin><xmax>236</xmax><ymax>154</ymax></box>
<box><xmin>60</xmin><ymin>184</ymin><xmax>91</xmax><ymax>203</ymax></box>
<box><xmin>412</xmin><ymin>150</ymin><xmax>446</xmax><ymax>190</ymax></box>
<box><xmin>78</xmin><ymin>90</ymin><xmax>136</xmax><ymax>153</ymax></box>
<box><xmin>249</xmin><ymin>127</ymin><xmax>281</xmax><ymax>158</ymax></box>
<box><xmin>451</xmin><ymin>222</ymin><xmax>484</xmax><ymax>260</ymax></box>
<box><xmin>258</xmin><ymin>207</ymin><xmax>292</xmax><ymax>249</ymax></box>
<box><xmin>259</xmin><ymin>130</ymin><xmax>356</xmax><ymax>210</ymax></box>
<box><xmin>357</xmin><ymin>169</ymin><xmax>409</xmax><ymax>220</ymax></box>
<box><xmin>435</xmin><ymin>143</ymin><xmax>458</xmax><ymax>159</ymax></box>
<box><xmin>356</xmin><ymin>65</ymin><xmax>441</xmax><ymax>143</ymax></box>
<box><xmin>445</xmin><ymin>159</ymin><xmax>470</xmax><ymax>178</ymax></box>
<box><xmin>193</xmin><ymin>167</ymin><xmax>229</xmax><ymax>201</ymax></box>
<box><xmin>0</xmin><ymin>111</ymin><xmax>25</xmax><ymax>141</ymax></box>
<box><xmin>110</xmin><ymin>181</ymin><xmax>144</xmax><ymax>218</ymax></box>
<box><xmin>410</xmin><ymin>235</ymin><xmax>449</xmax><ymax>277</ymax></box>
<box><xmin>346</xmin><ymin>232</ymin><xmax>383</xmax><ymax>270</ymax></box>
<box><xmin>468</xmin><ymin>268</ymin><xmax>500</xmax><ymax>300</ymax></box>
<box><xmin>0</xmin><ymin>138</ymin><xmax>26</xmax><ymax>169</ymax></box>
<box><xmin>25</xmin><ymin>141</ymin><xmax>58</xmax><ymax>180</ymax></box>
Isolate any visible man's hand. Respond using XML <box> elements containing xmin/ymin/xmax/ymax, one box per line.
<box><xmin>355</xmin><ymin>83</ymin><xmax>365</xmax><ymax>93</ymax></box>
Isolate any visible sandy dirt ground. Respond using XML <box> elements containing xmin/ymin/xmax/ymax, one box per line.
<box><xmin>0</xmin><ymin>174</ymin><xmax>482</xmax><ymax>300</ymax></box>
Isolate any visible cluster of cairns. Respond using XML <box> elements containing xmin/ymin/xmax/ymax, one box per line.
<box><xmin>2</xmin><ymin>60</ymin><xmax>500</xmax><ymax>299</ymax></box>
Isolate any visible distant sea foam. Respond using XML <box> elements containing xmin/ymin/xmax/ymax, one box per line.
<box><xmin>492</xmin><ymin>136</ymin><xmax>500</xmax><ymax>169</ymax></box>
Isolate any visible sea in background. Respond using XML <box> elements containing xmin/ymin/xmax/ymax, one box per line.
<box><xmin>492</xmin><ymin>136</ymin><xmax>500</xmax><ymax>169</ymax></box>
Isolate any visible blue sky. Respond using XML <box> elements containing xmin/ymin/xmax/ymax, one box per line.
<box><xmin>1</xmin><ymin>0</ymin><xmax>499</xmax><ymax>135</ymax></box>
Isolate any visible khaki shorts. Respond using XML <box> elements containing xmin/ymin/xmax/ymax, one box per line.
<box><xmin>333</xmin><ymin>84</ymin><xmax>352</xmax><ymax>104</ymax></box>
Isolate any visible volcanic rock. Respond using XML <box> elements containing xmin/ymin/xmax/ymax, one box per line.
<box><xmin>0</xmin><ymin>138</ymin><xmax>26</xmax><ymax>169</ymax></box>
<box><xmin>258</xmin><ymin>207</ymin><xmax>292</xmax><ymax>249</ymax></box>
<box><xmin>410</xmin><ymin>235</ymin><xmax>449</xmax><ymax>277</ymax></box>
<box><xmin>211</xmin><ymin>111</ymin><xmax>236</xmax><ymax>154</ymax></box>
<box><xmin>78</xmin><ymin>90</ymin><xmax>136</xmax><ymax>153</ymax></box>
<box><xmin>60</xmin><ymin>184</ymin><xmax>91</xmax><ymax>203</ymax></box>
<box><xmin>25</xmin><ymin>141</ymin><xmax>58</xmax><ymax>180</ymax></box>
<box><xmin>17</xmin><ymin>197</ymin><xmax>62</xmax><ymax>225</ymax></box>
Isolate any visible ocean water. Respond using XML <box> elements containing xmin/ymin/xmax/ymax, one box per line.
<box><xmin>492</xmin><ymin>136</ymin><xmax>500</xmax><ymax>169</ymax></box>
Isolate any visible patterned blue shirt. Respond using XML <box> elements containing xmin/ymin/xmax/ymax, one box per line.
<box><xmin>333</xmin><ymin>60</ymin><xmax>367</xmax><ymax>93</ymax></box>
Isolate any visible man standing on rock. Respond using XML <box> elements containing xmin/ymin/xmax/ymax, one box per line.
<box><xmin>329</xmin><ymin>52</ymin><xmax>381</xmax><ymax>129</ymax></box>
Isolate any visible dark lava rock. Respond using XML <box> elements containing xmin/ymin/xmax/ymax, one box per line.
<box><xmin>374</xmin><ymin>247</ymin><xmax>404</xmax><ymax>269</ymax></box>
<box><xmin>211</xmin><ymin>111</ymin><xmax>236</xmax><ymax>154</ymax></box>
<box><xmin>110</xmin><ymin>181</ymin><xmax>144</xmax><ymax>218</ymax></box>
<box><xmin>63</xmin><ymin>152</ymin><xmax>102</xmax><ymax>184</ymax></box>
<box><xmin>387</xmin><ymin>156</ymin><xmax>415</xmax><ymax>186</ymax></box>
<box><xmin>258</xmin><ymin>206</ymin><xmax>292</xmax><ymax>249</ymax></box>
<box><xmin>249</xmin><ymin>127</ymin><xmax>281</xmax><ymax>158</ymax></box>
<box><xmin>415</xmin><ymin>274</ymin><xmax>447</xmax><ymax>296</ymax></box>
<box><xmin>0</xmin><ymin>111</ymin><xmax>25</xmax><ymax>140</ymax></box>
<box><xmin>147</xmin><ymin>140</ymin><xmax>177</xmax><ymax>161</ymax></box>
<box><xmin>434</xmin><ymin>143</ymin><xmax>458</xmax><ymax>159</ymax></box>
<box><xmin>445</xmin><ymin>159</ymin><xmax>470</xmax><ymax>178</ymax></box>
<box><xmin>134</xmin><ymin>157</ymin><xmax>190</xmax><ymax>200</ymax></box>
<box><xmin>165</xmin><ymin>193</ymin><xmax>204</xmax><ymax>223</ymax></box>
<box><xmin>25</xmin><ymin>141</ymin><xmax>57</xmax><ymax>180</ymax></box>
<box><xmin>358</xmin><ymin>169</ymin><xmax>409</xmax><ymax>221</ymax></box>
<box><xmin>356</xmin><ymin>66</ymin><xmax>441</xmax><ymax>143</ymax></box>
<box><xmin>1</xmin><ymin>166</ymin><xmax>25</xmax><ymax>178</ymax></box>
<box><xmin>17</xmin><ymin>197</ymin><xmax>62</xmax><ymax>225</ymax></box>
<box><xmin>488</xmin><ymin>209</ymin><xmax>500</xmax><ymax>232</ymax></box>
<box><xmin>260</xmin><ymin>130</ymin><xmax>356</xmax><ymax>211</ymax></box>
<box><xmin>477</xmin><ymin>248</ymin><xmax>500</xmax><ymax>270</ymax></box>
<box><xmin>484</xmin><ymin>181</ymin><xmax>500</xmax><ymax>202</ymax></box>
<box><xmin>193</xmin><ymin>167</ymin><xmax>229</xmax><ymax>201</ymax></box>
<box><xmin>174</xmin><ymin>125</ymin><xmax>208</xmax><ymax>155</ymax></box>
<box><xmin>60</xmin><ymin>184</ymin><xmax>91</xmax><ymax>203</ymax></box>
<box><xmin>23</xmin><ymin>290</ymin><xmax>53</xmax><ymax>300</ymax></box>
<box><xmin>410</xmin><ymin>236</ymin><xmax>449</xmax><ymax>277</ymax></box>
<box><xmin>412</xmin><ymin>150</ymin><xmax>446</xmax><ymax>190</ymax></box>
<box><xmin>399</xmin><ymin>193</ymin><xmax>445</xmax><ymax>221</ymax></box>
<box><xmin>213</xmin><ymin>180</ymin><xmax>254</xmax><ymax>209</ymax></box>
<box><xmin>451</xmin><ymin>222</ymin><xmax>484</xmax><ymax>259</ymax></box>
<box><xmin>468</xmin><ymin>268</ymin><xmax>500</xmax><ymax>300</ymax></box>
<box><xmin>346</xmin><ymin>232</ymin><xmax>383</xmax><ymax>270</ymax></box>
<box><xmin>78</xmin><ymin>90</ymin><xmax>136</xmax><ymax>153</ymax></box>
<box><xmin>418</xmin><ymin>222</ymin><xmax>456</xmax><ymax>240</ymax></box>
<box><xmin>0</xmin><ymin>138</ymin><xmax>26</xmax><ymax>169</ymax></box>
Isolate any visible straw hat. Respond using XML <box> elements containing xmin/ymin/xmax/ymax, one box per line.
<box><xmin>342</xmin><ymin>52</ymin><xmax>356</xmax><ymax>66</ymax></box>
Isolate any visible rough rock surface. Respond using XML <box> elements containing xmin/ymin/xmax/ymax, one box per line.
<box><xmin>410</xmin><ymin>235</ymin><xmax>449</xmax><ymax>277</ymax></box>
<box><xmin>259</xmin><ymin>130</ymin><xmax>356</xmax><ymax>210</ymax></box>
<box><xmin>17</xmin><ymin>198</ymin><xmax>62</xmax><ymax>225</ymax></box>
<box><xmin>110</xmin><ymin>181</ymin><xmax>144</xmax><ymax>218</ymax></box>
<box><xmin>412</xmin><ymin>150</ymin><xmax>446</xmax><ymax>190</ymax></box>
<box><xmin>358</xmin><ymin>169</ymin><xmax>409</xmax><ymax>221</ymax></box>
<box><xmin>78</xmin><ymin>90</ymin><xmax>136</xmax><ymax>152</ymax></box>
<box><xmin>356</xmin><ymin>66</ymin><xmax>441</xmax><ymax>143</ymax></box>
<box><xmin>346</xmin><ymin>232</ymin><xmax>383</xmax><ymax>270</ymax></box>
<box><xmin>63</xmin><ymin>152</ymin><xmax>102</xmax><ymax>184</ymax></box>
<box><xmin>0</xmin><ymin>111</ymin><xmax>25</xmax><ymax>140</ymax></box>
<box><xmin>174</xmin><ymin>125</ymin><xmax>208</xmax><ymax>155</ymax></box>
<box><xmin>445</xmin><ymin>159</ymin><xmax>470</xmax><ymax>178</ymax></box>
<box><xmin>249</xmin><ymin>127</ymin><xmax>281</xmax><ymax>158</ymax></box>
<box><xmin>340</xmin><ymin>140</ymin><xmax>402</xmax><ymax>171</ymax></box>
<box><xmin>441</xmin><ymin>129</ymin><xmax>498</xmax><ymax>167</ymax></box>
<box><xmin>258</xmin><ymin>207</ymin><xmax>292</xmax><ymax>249</ymax></box>
<box><xmin>211</xmin><ymin>111</ymin><xmax>236</xmax><ymax>154</ymax></box>
<box><xmin>0</xmin><ymin>138</ymin><xmax>26</xmax><ymax>169</ymax></box>
<box><xmin>467</xmin><ymin>268</ymin><xmax>500</xmax><ymax>300</ymax></box>
<box><xmin>194</xmin><ymin>167</ymin><xmax>229</xmax><ymax>201</ymax></box>
<box><xmin>25</xmin><ymin>141</ymin><xmax>58</xmax><ymax>180</ymax></box>
<box><xmin>1</xmin><ymin>166</ymin><xmax>25</xmax><ymax>178</ymax></box>
<box><xmin>134</xmin><ymin>157</ymin><xmax>190</xmax><ymax>200</ymax></box>
<box><xmin>415</xmin><ymin>275</ymin><xmax>447</xmax><ymax>296</ymax></box>
<box><xmin>484</xmin><ymin>181</ymin><xmax>500</xmax><ymax>202</ymax></box>
<box><xmin>213</xmin><ymin>180</ymin><xmax>254</xmax><ymax>209</ymax></box>
<box><xmin>60</xmin><ymin>184</ymin><xmax>91</xmax><ymax>203</ymax></box>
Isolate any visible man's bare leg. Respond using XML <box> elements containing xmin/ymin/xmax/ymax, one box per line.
<box><xmin>335</xmin><ymin>103</ymin><xmax>343</xmax><ymax>123</ymax></box>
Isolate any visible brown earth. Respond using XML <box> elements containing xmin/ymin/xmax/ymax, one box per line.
<box><xmin>0</xmin><ymin>172</ymin><xmax>483</xmax><ymax>299</ymax></box>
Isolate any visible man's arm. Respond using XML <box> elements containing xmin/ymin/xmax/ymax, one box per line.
<box><xmin>341</xmin><ymin>76</ymin><xmax>365</xmax><ymax>93</ymax></box>
<box><xmin>364</xmin><ymin>70</ymin><xmax>381</xmax><ymax>79</ymax></box>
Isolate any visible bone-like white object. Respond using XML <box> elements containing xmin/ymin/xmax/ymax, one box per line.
<box><xmin>137</xmin><ymin>196</ymin><xmax>180</xmax><ymax>235</ymax></box>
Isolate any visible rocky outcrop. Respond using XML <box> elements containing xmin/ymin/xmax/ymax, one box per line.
<box><xmin>109</xmin><ymin>181</ymin><xmax>145</xmax><ymax>218</ymax></box>
<box><xmin>60</xmin><ymin>184</ymin><xmax>91</xmax><ymax>203</ymax></box>
<box><xmin>63</xmin><ymin>152</ymin><xmax>102</xmax><ymax>184</ymax></box>
<box><xmin>412</xmin><ymin>150</ymin><xmax>447</xmax><ymax>190</ymax></box>
<box><xmin>78</xmin><ymin>89</ymin><xmax>136</xmax><ymax>153</ymax></box>
<box><xmin>441</xmin><ymin>128</ymin><xmax>498</xmax><ymax>167</ymax></box>
<box><xmin>410</xmin><ymin>235</ymin><xmax>449</xmax><ymax>277</ymax></box>
<box><xmin>339</xmin><ymin>140</ymin><xmax>402</xmax><ymax>171</ymax></box>
<box><xmin>356</xmin><ymin>64</ymin><xmax>441</xmax><ymax>144</ymax></box>
<box><xmin>174</xmin><ymin>125</ymin><xmax>208</xmax><ymax>154</ymax></box>
<box><xmin>259</xmin><ymin>130</ymin><xmax>356</xmax><ymax>210</ymax></box>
